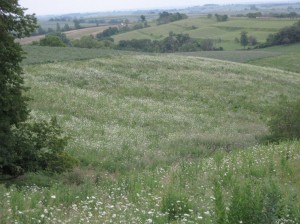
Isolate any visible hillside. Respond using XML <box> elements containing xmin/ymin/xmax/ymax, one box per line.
<box><xmin>176</xmin><ymin>43</ymin><xmax>300</xmax><ymax>73</ymax></box>
<box><xmin>1</xmin><ymin>49</ymin><xmax>300</xmax><ymax>223</ymax></box>
<box><xmin>112</xmin><ymin>17</ymin><xmax>298</xmax><ymax>50</ymax></box>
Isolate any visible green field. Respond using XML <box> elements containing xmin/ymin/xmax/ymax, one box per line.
<box><xmin>112</xmin><ymin>17</ymin><xmax>298</xmax><ymax>50</ymax></box>
<box><xmin>1</xmin><ymin>47</ymin><xmax>300</xmax><ymax>223</ymax></box>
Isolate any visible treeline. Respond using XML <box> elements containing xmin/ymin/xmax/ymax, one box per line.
<box><xmin>266</xmin><ymin>20</ymin><xmax>300</xmax><ymax>46</ymax></box>
<box><xmin>49</xmin><ymin>17</ymin><xmax>122</xmax><ymax>25</ymax></box>
<box><xmin>156</xmin><ymin>11</ymin><xmax>188</xmax><ymax>25</ymax></box>
<box><xmin>34</xmin><ymin>31</ymin><xmax>222</xmax><ymax>53</ymax></box>
<box><xmin>117</xmin><ymin>33</ymin><xmax>222</xmax><ymax>52</ymax></box>
<box><xmin>236</xmin><ymin>12</ymin><xmax>299</xmax><ymax>19</ymax></box>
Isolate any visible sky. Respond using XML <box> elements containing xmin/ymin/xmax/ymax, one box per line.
<box><xmin>19</xmin><ymin>0</ymin><xmax>289</xmax><ymax>16</ymax></box>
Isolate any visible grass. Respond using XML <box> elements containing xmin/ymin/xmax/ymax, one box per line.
<box><xmin>177</xmin><ymin>43</ymin><xmax>300</xmax><ymax>73</ymax></box>
<box><xmin>176</xmin><ymin>50</ymin><xmax>280</xmax><ymax>63</ymax></box>
<box><xmin>1</xmin><ymin>48</ymin><xmax>300</xmax><ymax>223</ymax></box>
<box><xmin>249</xmin><ymin>43</ymin><xmax>300</xmax><ymax>73</ymax></box>
<box><xmin>22</xmin><ymin>46</ymin><xmax>140</xmax><ymax>65</ymax></box>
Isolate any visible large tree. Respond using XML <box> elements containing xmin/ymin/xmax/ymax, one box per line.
<box><xmin>0</xmin><ymin>0</ymin><xmax>36</xmax><ymax>167</ymax></box>
<box><xmin>0</xmin><ymin>1</ymin><xmax>76</xmax><ymax>176</ymax></box>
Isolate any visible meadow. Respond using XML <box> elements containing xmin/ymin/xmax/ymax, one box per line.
<box><xmin>1</xmin><ymin>47</ymin><xmax>300</xmax><ymax>223</ymax></box>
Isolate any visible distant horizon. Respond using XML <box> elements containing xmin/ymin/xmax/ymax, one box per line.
<box><xmin>19</xmin><ymin>0</ymin><xmax>296</xmax><ymax>16</ymax></box>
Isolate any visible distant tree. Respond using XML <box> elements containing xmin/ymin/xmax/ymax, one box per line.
<box><xmin>215</xmin><ymin>14</ymin><xmax>228</xmax><ymax>22</ymax></box>
<box><xmin>140</xmin><ymin>15</ymin><xmax>146</xmax><ymax>22</ymax></box>
<box><xmin>124</xmin><ymin>19</ymin><xmax>130</xmax><ymax>26</ymax></box>
<box><xmin>201</xmin><ymin>39</ymin><xmax>215</xmax><ymax>51</ymax></box>
<box><xmin>48</xmin><ymin>28</ymin><xmax>55</xmax><ymax>33</ymax></box>
<box><xmin>248</xmin><ymin>35</ymin><xmax>257</xmax><ymax>46</ymax></box>
<box><xmin>73</xmin><ymin>19</ymin><xmax>81</xmax><ymax>29</ymax></box>
<box><xmin>288</xmin><ymin>12</ymin><xmax>298</xmax><ymax>19</ymax></box>
<box><xmin>157</xmin><ymin>11</ymin><xmax>188</xmax><ymax>25</ymax></box>
<box><xmin>240</xmin><ymin>31</ymin><xmax>249</xmax><ymax>49</ymax></box>
<box><xmin>250</xmin><ymin>5</ymin><xmax>258</xmax><ymax>10</ymax></box>
<box><xmin>207</xmin><ymin>13</ymin><xmax>213</xmax><ymax>19</ymax></box>
<box><xmin>96</xmin><ymin>27</ymin><xmax>119</xmax><ymax>40</ymax></box>
<box><xmin>56</xmin><ymin>23</ymin><xmax>61</xmax><ymax>32</ymax></box>
<box><xmin>63</xmin><ymin>23</ymin><xmax>70</xmax><ymax>31</ymax></box>
<box><xmin>37</xmin><ymin>26</ymin><xmax>46</xmax><ymax>35</ymax></box>
<box><xmin>247</xmin><ymin>12</ymin><xmax>262</xmax><ymax>18</ymax></box>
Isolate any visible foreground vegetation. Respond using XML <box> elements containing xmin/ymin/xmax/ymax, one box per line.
<box><xmin>1</xmin><ymin>50</ymin><xmax>300</xmax><ymax>222</ymax></box>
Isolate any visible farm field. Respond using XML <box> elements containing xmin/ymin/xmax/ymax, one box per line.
<box><xmin>176</xmin><ymin>43</ymin><xmax>300</xmax><ymax>73</ymax></box>
<box><xmin>1</xmin><ymin>48</ymin><xmax>300</xmax><ymax>223</ymax></box>
<box><xmin>16</xmin><ymin>25</ymin><xmax>114</xmax><ymax>45</ymax></box>
<box><xmin>112</xmin><ymin>17</ymin><xmax>298</xmax><ymax>50</ymax></box>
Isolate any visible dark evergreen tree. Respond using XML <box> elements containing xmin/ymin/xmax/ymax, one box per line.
<box><xmin>0</xmin><ymin>0</ymin><xmax>36</xmax><ymax>175</ymax></box>
<box><xmin>240</xmin><ymin>31</ymin><xmax>249</xmax><ymax>49</ymax></box>
<box><xmin>0</xmin><ymin>1</ymin><xmax>77</xmax><ymax>177</ymax></box>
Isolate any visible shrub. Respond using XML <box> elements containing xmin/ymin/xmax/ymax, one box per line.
<box><xmin>39</xmin><ymin>32</ymin><xmax>71</xmax><ymax>47</ymax></box>
<box><xmin>266</xmin><ymin>99</ymin><xmax>300</xmax><ymax>142</ymax></box>
<box><xmin>72</xmin><ymin>35</ymin><xmax>103</xmax><ymax>48</ymax></box>
<box><xmin>40</xmin><ymin>35</ymin><xmax>66</xmax><ymax>47</ymax></box>
<box><xmin>1</xmin><ymin>117</ymin><xmax>77</xmax><ymax>177</ymax></box>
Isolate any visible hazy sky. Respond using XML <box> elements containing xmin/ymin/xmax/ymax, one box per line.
<box><xmin>19</xmin><ymin>0</ymin><xmax>287</xmax><ymax>15</ymax></box>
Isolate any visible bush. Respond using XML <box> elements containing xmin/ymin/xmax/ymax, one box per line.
<box><xmin>39</xmin><ymin>32</ymin><xmax>71</xmax><ymax>47</ymax></box>
<box><xmin>0</xmin><ymin>117</ymin><xmax>77</xmax><ymax>177</ymax></box>
<box><xmin>40</xmin><ymin>35</ymin><xmax>66</xmax><ymax>47</ymax></box>
<box><xmin>72</xmin><ymin>35</ymin><xmax>103</xmax><ymax>48</ymax></box>
<box><xmin>266</xmin><ymin>99</ymin><xmax>300</xmax><ymax>142</ymax></box>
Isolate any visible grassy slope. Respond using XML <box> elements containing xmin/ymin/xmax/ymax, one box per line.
<box><xmin>249</xmin><ymin>43</ymin><xmax>300</xmax><ymax>73</ymax></box>
<box><xmin>112</xmin><ymin>17</ymin><xmax>298</xmax><ymax>50</ymax></box>
<box><xmin>177</xmin><ymin>43</ymin><xmax>300</xmax><ymax>73</ymax></box>
<box><xmin>1</xmin><ymin>49</ymin><xmax>300</xmax><ymax>223</ymax></box>
<box><xmin>24</xmin><ymin>54</ymin><xmax>300</xmax><ymax>162</ymax></box>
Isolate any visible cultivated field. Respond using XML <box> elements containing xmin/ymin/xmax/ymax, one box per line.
<box><xmin>16</xmin><ymin>25</ymin><xmax>115</xmax><ymax>45</ymax></box>
<box><xmin>1</xmin><ymin>49</ymin><xmax>300</xmax><ymax>223</ymax></box>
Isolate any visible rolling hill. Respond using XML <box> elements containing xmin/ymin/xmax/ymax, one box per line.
<box><xmin>1</xmin><ymin>48</ymin><xmax>300</xmax><ymax>223</ymax></box>
<box><xmin>112</xmin><ymin>17</ymin><xmax>298</xmax><ymax>50</ymax></box>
